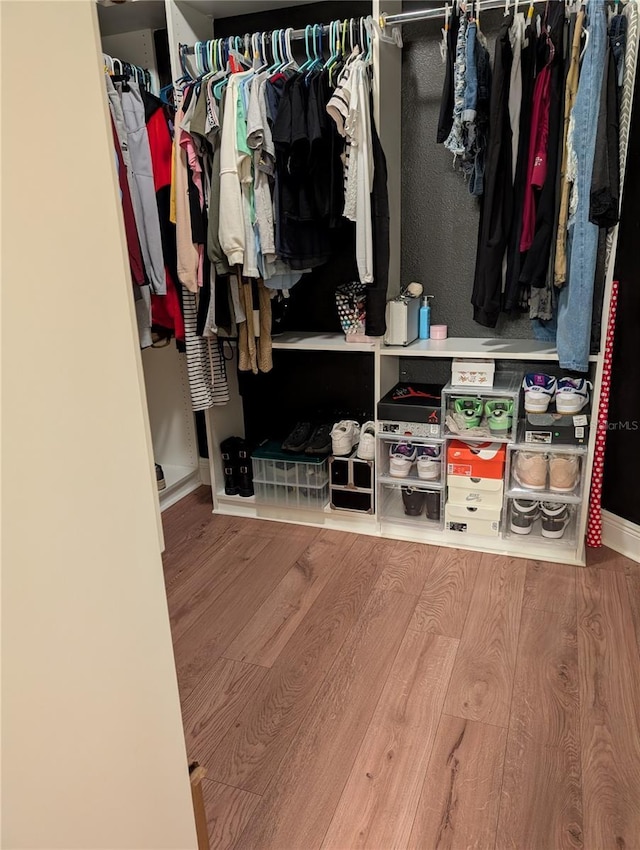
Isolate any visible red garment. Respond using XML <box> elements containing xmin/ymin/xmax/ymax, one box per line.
<box><xmin>111</xmin><ymin>117</ymin><xmax>145</xmax><ymax>286</ymax></box>
<box><xmin>520</xmin><ymin>65</ymin><xmax>551</xmax><ymax>252</ymax></box>
<box><xmin>145</xmin><ymin>103</ymin><xmax>185</xmax><ymax>343</ymax></box>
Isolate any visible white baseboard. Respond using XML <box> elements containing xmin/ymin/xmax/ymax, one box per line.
<box><xmin>602</xmin><ymin>510</ymin><xmax>640</xmax><ymax>563</ymax></box>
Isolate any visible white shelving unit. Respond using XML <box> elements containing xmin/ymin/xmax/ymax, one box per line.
<box><xmin>96</xmin><ymin>0</ymin><xmax>625</xmax><ymax>565</ymax></box>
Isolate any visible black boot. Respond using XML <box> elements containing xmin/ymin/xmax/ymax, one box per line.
<box><xmin>220</xmin><ymin>437</ymin><xmax>239</xmax><ymax>496</ymax></box>
<box><xmin>236</xmin><ymin>439</ymin><xmax>254</xmax><ymax>497</ymax></box>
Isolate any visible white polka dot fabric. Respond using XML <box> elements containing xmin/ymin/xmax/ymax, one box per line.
<box><xmin>587</xmin><ymin>280</ymin><xmax>619</xmax><ymax>548</ymax></box>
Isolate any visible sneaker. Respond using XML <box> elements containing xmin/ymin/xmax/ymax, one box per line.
<box><xmin>424</xmin><ymin>490</ymin><xmax>441</xmax><ymax>521</ymax></box>
<box><xmin>522</xmin><ymin>373</ymin><xmax>558</xmax><ymax>413</ymax></box>
<box><xmin>304</xmin><ymin>424</ymin><xmax>333</xmax><ymax>456</ymax></box>
<box><xmin>555</xmin><ymin>377</ymin><xmax>592</xmax><ymax>414</ymax></box>
<box><xmin>485</xmin><ymin>399</ymin><xmax>514</xmax><ymax>436</ymax></box>
<box><xmin>283</xmin><ymin>422</ymin><xmax>314</xmax><ymax>452</ymax></box>
<box><xmin>389</xmin><ymin>442</ymin><xmax>417</xmax><ymax>477</ymax></box>
<box><xmin>331</xmin><ymin>420</ymin><xmax>361</xmax><ymax>456</ymax></box>
<box><xmin>454</xmin><ymin>397</ymin><xmax>484</xmax><ymax>428</ymax></box>
<box><xmin>416</xmin><ymin>445</ymin><xmax>441</xmax><ymax>481</ymax></box>
<box><xmin>402</xmin><ymin>487</ymin><xmax>426</xmax><ymax>516</ymax></box>
<box><xmin>512</xmin><ymin>451</ymin><xmax>548</xmax><ymax>490</ymax></box>
<box><xmin>510</xmin><ymin>499</ymin><xmax>540</xmax><ymax>535</ymax></box>
<box><xmin>357</xmin><ymin>421</ymin><xmax>376</xmax><ymax>460</ymax></box>
<box><xmin>155</xmin><ymin>463</ymin><xmax>166</xmax><ymax>492</ymax></box>
<box><xmin>220</xmin><ymin>437</ymin><xmax>240</xmax><ymax>495</ymax></box>
<box><xmin>540</xmin><ymin>502</ymin><xmax>570</xmax><ymax>538</ymax></box>
<box><xmin>549</xmin><ymin>454</ymin><xmax>580</xmax><ymax>493</ymax></box>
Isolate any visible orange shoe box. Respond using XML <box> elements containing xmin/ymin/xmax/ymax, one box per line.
<box><xmin>447</xmin><ymin>441</ymin><xmax>506</xmax><ymax>480</ymax></box>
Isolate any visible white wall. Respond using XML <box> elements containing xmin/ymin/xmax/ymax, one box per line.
<box><xmin>1</xmin><ymin>2</ymin><xmax>197</xmax><ymax>848</ymax></box>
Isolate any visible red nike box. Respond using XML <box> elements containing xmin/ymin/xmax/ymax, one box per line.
<box><xmin>446</xmin><ymin>440</ymin><xmax>506</xmax><ymax>479</ymax></box>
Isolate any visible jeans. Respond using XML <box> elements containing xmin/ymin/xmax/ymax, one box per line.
<box><xmin>610</xmin><ymin>13</ymin><xmax>627</xmax><ymax>86</ymax></box>
<box><xmin>556</xmin><ymin>2</ymin><xmax>607</xmax><ymax>372</ymax></box>
<box><xmin>463</xmin><ymin>22</ymin><xmax>478</xmax><ymax>122</ymax></box>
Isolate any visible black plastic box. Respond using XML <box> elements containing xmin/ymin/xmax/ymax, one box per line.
<box><xmin>522</xmin><ymin>412</ymin><xmax>591</xmax><ymax>445</ymax></box>
<box><xmin>377</xmin><ymin>383</ymin><xmax>443</xmax><ymax>426</ymax></box>
<box><xmin>329</xmin><ymin>452</ymin><xmax>374</xmax><ymax>514</ymax></box>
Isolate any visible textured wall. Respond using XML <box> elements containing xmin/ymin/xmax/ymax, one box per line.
<box><xmin>401</xmin><ymin>6</ymin><xmax>532</xmax><ymax>339</ymax></box>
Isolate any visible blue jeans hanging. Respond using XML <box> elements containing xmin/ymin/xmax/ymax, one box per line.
<box><xmin>556</xmin><ymin>2</ymin><xmax>607</xmax><ymax>372</ymax></box>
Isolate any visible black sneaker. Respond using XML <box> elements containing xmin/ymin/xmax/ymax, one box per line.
<box><xmin>402</xmin><ymin>487</ymin><xmax>426</xmax><ymax>517</ymax></box>
<box><xmin>510</xmin><ymin>499</ymin><xmax>540</xmax><ymax>535</ymax></box>
<box><xmin>540</xmin><ymin>502</ymin><xmax>570</xmax><ymax>539</ymax></box>
<box><xmin>305</xmin><ymin>424</ymin><xmax>333</xmax><ymax>456</ymax></box>
<box><xmin>220</xmin><ymin>437</ymin><xmax>240</xmax><ymax>495</ymax></box>
<box><xmin>282</xmin><ymin>422</ymin><xmax>314</xmax><ymax>453</ymax></box>
<box><xmin>424</xmin><ymin>490</ymin><xmax>441</xmax><ymax>521</ymax></box>
<box><xmin>155</xmin><ymin>463</ymin><xmax>166</xmax><ymax>492</ymax></box>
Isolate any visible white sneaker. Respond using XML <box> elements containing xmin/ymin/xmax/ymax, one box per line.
<box><xmin>389</xmin><ymin>442</ymin><xmax>417</xmax><ymax>477</ymax></box>
<box><xmin>522</xmin><ymin>373</ymin><xmax>558</xmax><ymax>413</ymax></box>
<box><xmin>357</xmin><ymin>421</ymin><xmax>376</xmax><ymax>460</ymax></box>
<box><xmin>416</xmin><ymin>445</ymin><xmax>441</xmax><ymax>481</ymax></box>
<box><xmin>331</xmin><ymin>420</ymin><xmax>361</xmax><ymax>456</ymax></box>
<box><xmin>555</xmin><ymin>378</ymin><xmax>592</xmax><ymax>414</ymax></box>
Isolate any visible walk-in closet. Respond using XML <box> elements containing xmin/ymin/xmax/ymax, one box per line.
<box><xmin>98</xmin><ymin>0</ymin><xmax>639</xmax><ymax>566</ymax></box>
<box><xmin>5</xmin><ymin>1</ymin><xmax>640</xmax><ymax>848</ymax></box>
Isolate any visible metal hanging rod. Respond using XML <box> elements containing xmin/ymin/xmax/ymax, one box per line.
<box><xmin>381</xmin><ymin>0</ymin><xmax>563</xmax><ymax>28</ymax></box>
<box><xmin>184</xmin><ymin>18</ymin><xmax>373</xmax><ymax>55</ymax></box>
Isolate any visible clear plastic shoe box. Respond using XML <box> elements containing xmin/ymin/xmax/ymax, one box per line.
<box><xmin>251</xmin><ymin>441</ymin><xmax>330</xmax><ymax>510</ymax></box>
<box><xmin>442</xmin><ymin>372</ymin><xmax>521</xmax><ymax>442</ymax></box>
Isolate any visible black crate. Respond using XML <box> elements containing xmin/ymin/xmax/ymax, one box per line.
<box><xmin>329</xmin><ymin>451</ymin><xmax>374</xmax><ymax>514</ymax></box>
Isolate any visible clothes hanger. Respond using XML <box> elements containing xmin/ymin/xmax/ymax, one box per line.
<box><xmin>300</xmin><ymin>25</ymin><xmax>314</xmax><ymax>72</ymax></box>
<box><xmin>268</xmin><ymin>29</ymin><xmax>281</xmax><ymax>74</ymax></box>
<box><xmin>364</xmin><ymin>16</ymin><xmax>374</xmax><ymax>64</ymax></box>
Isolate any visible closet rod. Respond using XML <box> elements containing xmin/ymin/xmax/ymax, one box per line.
<box><xmin>184</xmin><ymin>23</ymin><xmax>338</xmax><ymax>54</ymax></box>
<box><xmin>382</xmin><ymin>0</ymin><xmax>555</xmax><ymax>27</ymax></box>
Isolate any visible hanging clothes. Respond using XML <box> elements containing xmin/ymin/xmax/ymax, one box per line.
<box><xmin>557</xmin><ymin>1</ymin><xmax>608</xmax><ymax>373</ymax></box>
<box><xmin>119</xmin><ymin>80</ymin><xmax>166</xmax><ymax>294</ymax></box>
<box><xmin>437</xmin><ymin>4</ymin><xmax>460</xmax><ymax>144</ymax></box>
<box><xmin>519</xmin><ymin>2</ymin><xmax>566</xmax><ymax>291</ymax></box>
<box><xmin>471</xmin><ymin>13</ymin><xmax>514</xmax><ymax>329</ymax></box>
<box><xmin>504</xmin><ymin>16</ymin><xmax>538</xmax><ymax>310</ymax></box>
<box><xmin>590</xmin><ymin>34</ymin><xmax>621</xmax><ymax>228</ymax></box>
<box><xmin>554</xmin><ymin>8</ymin><xmax>585</xmax><ymax>288</ymax></box>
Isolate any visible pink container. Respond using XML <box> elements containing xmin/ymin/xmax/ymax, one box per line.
<box><xmin>430</xmin><ymin>324</ymin><xmax>448</xmax><ymax>340</ymax></box>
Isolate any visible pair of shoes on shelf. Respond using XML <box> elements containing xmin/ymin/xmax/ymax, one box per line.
<box><xmin>453</xmin><ymin>397</ymin><xmax>514</xmax><ymax>435</ymax></box>
<box><xmin>512</xmin><ymin>451</ymin><xmax>580</xmax><ymax>493</ymax></box>
<box><xmin>402</xmin><ymin>487</ymin><xmax>441</xmax><ymax>521</ymax></box>
<box><xmin>510</xmin><ymin>500</ymin><xmax>570</xmax><ymax>538</ymax></box>
<box><xmin>282</xmin><ymin>422</ymin><xmax>333</xmax><ymax>456</ymax></box>
<box><xmin>389</xmin><ymin>442</ymin><xmax>441</xmax><ymax>480</ymax></box>
<box><xmin>522</xmin><ymin>374</ymin><xmax>592</xmax><ymax>414</ymax></box>
<box><xmin>220</xmin><ymin>437</ymin><xmax>254</xmax><ymax>497</ymax></box>
<box><xmin>331</xmin><ymin>420</ymin><xmax>376</xmax><ymax>460</ymax></box>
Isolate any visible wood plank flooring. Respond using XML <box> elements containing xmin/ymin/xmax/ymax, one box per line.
<box><xmin>163</xmin><ymin>489</ymin><xmax>640</xmax><ymax>850</ymax></box>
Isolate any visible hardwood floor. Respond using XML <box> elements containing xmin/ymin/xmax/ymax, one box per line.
<box><xmin>163</xmin><ymin>489</ymin><xmax>640</xmax><ymax>850</ymax></box>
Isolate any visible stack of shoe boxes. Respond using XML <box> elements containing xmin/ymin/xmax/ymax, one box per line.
<box><xmin>445</xmin><ymin>441</ymin><xmax>507</xmax><ymax>536</ymax></box>
<box><xmin>441</xmin><ymin>373</ymin><xmax>520</xmax><ymax>537</ymax></box>
<box><xmin>376</xmin><ymin>383</ymin><xmax>445</xmax><ymax>528</ymax></box>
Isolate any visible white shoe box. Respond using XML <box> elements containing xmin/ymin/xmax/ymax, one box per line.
<box><xmin>445</xmin><ymin>503</ymin><xmax>501</xmax><ymax>537</ymax></box>
<box><xmin>447</xmin><ymin>475</ymin><xmax>504</xmax><ymax>510</ymax></box>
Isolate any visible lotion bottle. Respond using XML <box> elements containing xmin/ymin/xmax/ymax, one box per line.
<box><xmin>419</xmin><ymin>295</ymin><xmax>435</xmax><ymax>339</ymax></box>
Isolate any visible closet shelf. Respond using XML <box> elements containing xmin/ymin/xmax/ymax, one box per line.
<box><xmin>380</xmin><ymin>337</ymin><xmax>599</xmax><ymax>361</ymax></box>
<box><xmin>272</xmin><ymin>332</ymin><xmax>376</xmax><ymax>352</ymax></box>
